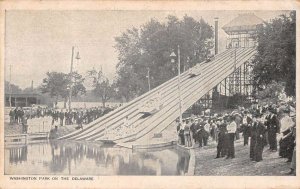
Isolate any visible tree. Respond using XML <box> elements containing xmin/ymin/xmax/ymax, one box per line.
<box><xmin>87</xmin><ymin>68</ymin><xmax>115</xmax><ymax>107</ymax></box>
<box><xmin>23</xmin><ymin>86</ymin><xmax>41</xmax><ymax>94</ymax></box>
<box><xmin>114</xmin><ymin>15</ymin><xmax>214</xmax><ymax>101</ymax></box>
<box><xmin>255</xmin><ymin>81</ymin><xmax>285</xmax><ymax>103</ymax></box>
<box><xmin>252</xmin><ymin>11</ymin><xmax>295</xmax><ymax>97</ymax></box>
<box><xmin>70</xmin><ymin>72</ymin><xmax>86</xmax><ymax>98</ymax></box>
<box><xmin>41</xmin><ymin>71</ymin><xmax>86</xmax><ymax>108</ymax></box>
<box><xmin>5</xmin><ymin>81</ymin><xmax>23</xmax><ymax>94</ymax></box>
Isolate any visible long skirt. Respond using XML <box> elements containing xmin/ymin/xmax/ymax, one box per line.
<box><xmin>291</xmin><ymin>147</ymin><xmax>296</xmax><ymax>170</ymax></box>
<box><xmin>250</xmin><ymin>136</ymin><xmax>256</xmax><ymax>159</ymax></box>
<box><xmin>254</xmin><ymin>137</ymin><xmax>264</xmax><ymax>161</ymax></box>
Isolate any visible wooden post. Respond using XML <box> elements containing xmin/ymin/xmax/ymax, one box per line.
<box><xmin>25</xmin><ymin>134</ymin><xmax>28</xmax><ymax>144</ymax></box>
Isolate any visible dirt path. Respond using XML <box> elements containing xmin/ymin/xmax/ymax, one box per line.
<box><xmin>194</xmin><ymin>138</ymin><xmax>293</xmax><ymax>176</ymax></box>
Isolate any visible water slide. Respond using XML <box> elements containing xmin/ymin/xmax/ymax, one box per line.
<box><xmin>58</xmin><ymin>47</ymin><xmax>256</xmax><ymax>144</ymax></box>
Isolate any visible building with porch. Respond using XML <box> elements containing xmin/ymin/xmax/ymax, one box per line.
<box><xmin>5</xmin><ymin>93</ymin><xmax>42</xmax><ymax>107</ymax></box>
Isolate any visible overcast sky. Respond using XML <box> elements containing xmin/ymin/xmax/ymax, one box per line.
<box><xmin>5</xmin><ymin>10</ymin><xmax>290</xmax><ymax>89</ymax></box>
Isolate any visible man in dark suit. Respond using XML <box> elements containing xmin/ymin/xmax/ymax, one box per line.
<box><xmin>215</xmin><ymin>119</ymin><xmax>227</xmax><ymax>158</ymax></box>
<box><xmin>254</xmin><ymin>114</ymin><xmax>266</xmax><ymax>162</ymax></box>
<box><xmin>267</xmin><ymin>107</ymin><xmax>280</xmax><ymax>151</ymax></box>
<box><xmin>242</xmin><ymin>111</ymin><xmax>252</xmax><ymax>146</ymax></box>
<box><xmin>189</xmin><ymin>119</ymin><xmax>197</xmax><ymax>145</ymax></box>
<box><xmin>197</xmin><ymin>121</ymin><xmax>205</xmax><ymax>147</ymax></box>
<box><xmin>250</xmin><ymin>114</ymin><xmax>257</xmax><ymax>160</ymax></box>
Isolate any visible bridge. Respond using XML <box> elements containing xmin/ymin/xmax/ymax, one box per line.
<box><xmin>58</xmin><ymin>47</ymin><xmax>257</xmax><ymax>146</ymax></box>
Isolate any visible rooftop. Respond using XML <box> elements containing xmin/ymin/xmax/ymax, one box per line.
<box><xmin>222</xmin><ymin>13</ymin><xmax>264</xmax><ymax>34</ymax></box>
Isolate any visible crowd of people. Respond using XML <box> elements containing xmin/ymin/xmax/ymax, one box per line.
<box><xmin>8</xmin><ymin>106</ymin><xmax>115</xmax><ymax>132</ymax></box>
<box><xmin>176</xmin><ymin>100</ymin><xmax>296</xmax><ymax>175</ymax></box>
<box><xmin>9</xmin><ymin>107</ymin><xmax>26</xmax><ymax>124</ymax></box>
<box><xmin>49</xmin><ymin>106</ymin><xmax>114</xmax><ymax>128</ymax></box>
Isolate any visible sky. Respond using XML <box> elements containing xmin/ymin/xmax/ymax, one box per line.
<box><xmin>5</xmin><ymin>10</ymin><xmax>290</xmax><ymax>89</ymax></box>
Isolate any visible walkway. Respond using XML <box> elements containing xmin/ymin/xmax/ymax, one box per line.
<box><xmin>194</xmin><ymin>138</ymin><xmax>292</xmax><ymax>176</ymax></box>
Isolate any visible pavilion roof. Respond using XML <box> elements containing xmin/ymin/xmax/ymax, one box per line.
<box><xmin>222</xmin><ymin>13</ymin><xmax>264</xmax><ymax>34</ymax></box>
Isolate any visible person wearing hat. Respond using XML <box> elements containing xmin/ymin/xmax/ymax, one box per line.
<box><xmin>203</xmin><ymin>120</ymin><xmax>210</xmax><ymax>146</ymax></box>
<box><xmin>215</xmin><ymin>120</ymin><xmax>227</xmax><ymax>158</ymax></box>
<box><xmin>177</xmin><ymin>121</ymin><xmax>182</xmax><ymax>145</ymax></box>
<box><xmin>232</xmin><ymin>111</ymin><xmax>242</xmax><ymax>140</ymax></box>
<box><xmin>193</xmin><ymin>119</ymin><xmax>201</xmax><ymax>147</ymax></box>
<box><xmin>266</xmin><ymin>107</ymin><xmax>280</xmax><ymax>151</ymax></box>
<box><xmin>197</xmin><ymin>121</ymin><xmax>205</xmax><ymax>147</ymax></box>
<box><xmin>280</xmin><ymin>108</ymin><xmax>293</xmax><ymax>134</ymax></box>
<box><xmin>214</xmin><ymin>118</ymin><xmax>221</xmax><ymax>142</ymax></box>
<box><xmin>250</xmin><ymin>113</ymin><xmax>258</xmax><ymax>160</ymax></box>
<box><xmin>253</xmin><ymin>114</ymin><xmax>266</xmax><ymax>162</ymax></box>
<box><xmin>288</xmin><ymin>115</ymin><xmax>296</xmax><ymax>175</ymax></box>
<box><xmin>242</xmin><ymin>111</ymin><xmax>252</xmax><ymax>146</ymax></box>
<box><xmin>189</xmin><ymin>119</ymin><xmax>197</xmax><ymax>146</ymax></box>
<box><xmin>210</xmin><ymin>118</ymin><xmax>217</xmax><ymax>141</ymax></box>
<box><xmin>178</xmin><ymin>120</ymin><xmax>186</xmax><ymax>146</ymax></box>
<box><xmin>279</xmin><ymin>109</ymin><xmax>295</xmax><ymax>162</ymax></box>
<box><xmin>223</xmin><ymin>115</ymin><xmax>229</xmax><ymax>154</ymax></box>
<box><xmin>184</xmin><ymin>119</ymin><xmax>192</xmax><ymax>147</ymax></box>
<box><xmin>226</xmin><ymin>115</ymin><xmax>237</xmax><ymax>159</ymax></box>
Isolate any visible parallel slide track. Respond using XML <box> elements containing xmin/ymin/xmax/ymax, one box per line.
<box><xmin>58</xmin><ymin>48</ymin><xmax>256</xmax><ymax>145</ymax></box>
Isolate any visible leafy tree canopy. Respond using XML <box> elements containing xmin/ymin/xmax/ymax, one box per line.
<box><xmin>252</xmin><ymin>11</ymin><xmax>295</xmax><ymax>97</ymax></box>
<box><xmin>255</xmin><ymin>81</ymin><xmax>285</xmax><ymax>103</ymax></box>
<box><xmin>114</xmin><ymin>15</ymin><xmax>214</xmax><ymax>101</ymax></box>
<box><xmin>87</xmin><ymin>68</ymin><xmax>115</xmax><ymax>107</ymax></box>
<box><xmin>41</xmin><ymin>71</ymin><xmax>86</xmax><ymax>106</ymax></box>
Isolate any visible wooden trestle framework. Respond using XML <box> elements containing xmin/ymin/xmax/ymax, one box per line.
<box><xmin>190</xmin><ymin>13</ymin><xmax>263</xmax><ymax>112</ymax></box>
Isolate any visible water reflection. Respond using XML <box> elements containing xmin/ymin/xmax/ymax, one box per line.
<box><xmin>9</xmin><ymin>146</ymin><xmax>27</xmax><ymax>164</ymax></box>
<box><xmin>5</xmin><ymin>140</ymin><xmax>190</xmax><ymax>175</ymax></box>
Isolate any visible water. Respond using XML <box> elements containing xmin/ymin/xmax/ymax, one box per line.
<box><xmin>5</xmin><ymin>140</ymin><xmax>191</xmax><ymax>175</ymax></box>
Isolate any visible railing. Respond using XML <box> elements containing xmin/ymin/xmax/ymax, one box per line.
<box><xmin>5</xmin><ymin>132</ymin><xmax>49</xmax><ymax>145</ymax></box>
<box><xmin>27</xmin><ymin>117</ymin><xmax>52</xmax><ymax>133</ymax></box>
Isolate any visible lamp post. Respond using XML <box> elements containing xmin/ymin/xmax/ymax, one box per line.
<box><xmin>146</xmin><ymin>67</ymin><xmax>151</xmax><ymax>91</ymax></box>
<box><xmin>170</xmin><ymin>45</ymin><xmax>182</xmax><ymax>124</ymax></box>
<box><xmin>68</xmin><ymin>47</ymin><xmax>80</xmax><ymax>111</ymax></box>
<box><xmin>68</xmin><ymin>47</ymin><xmax>74</xmax><ymax>111</ymax></box>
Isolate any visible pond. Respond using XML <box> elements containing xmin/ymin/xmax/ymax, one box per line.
<box><xmin>5</xmin><ymin>140</ymin><xmax>191</xmax><ymax>175</ymax></box>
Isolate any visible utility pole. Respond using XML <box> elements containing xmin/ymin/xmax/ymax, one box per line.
<box><xmin>178</xmin><ymin>45</ymin><xmax>182</xmax><ymax>124</ymax></box>
<box><xmin>68</xmin><ymin>46</ymin><xmax>74</xmax><ymax>111</ymax></box>
<box><xmin>170</xmin><ymin>45</ymin><xmax>182</xmax><ymax>124</ymax></box>
<box><xmin>9</xmin><ymin>64</ymin><xmax>12</xmax><ymax>108</ymax></box>
<box><xmin>214</xmin><ymin>17</ymin><xmax>219</xmax><ymax>55</ymax></box>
